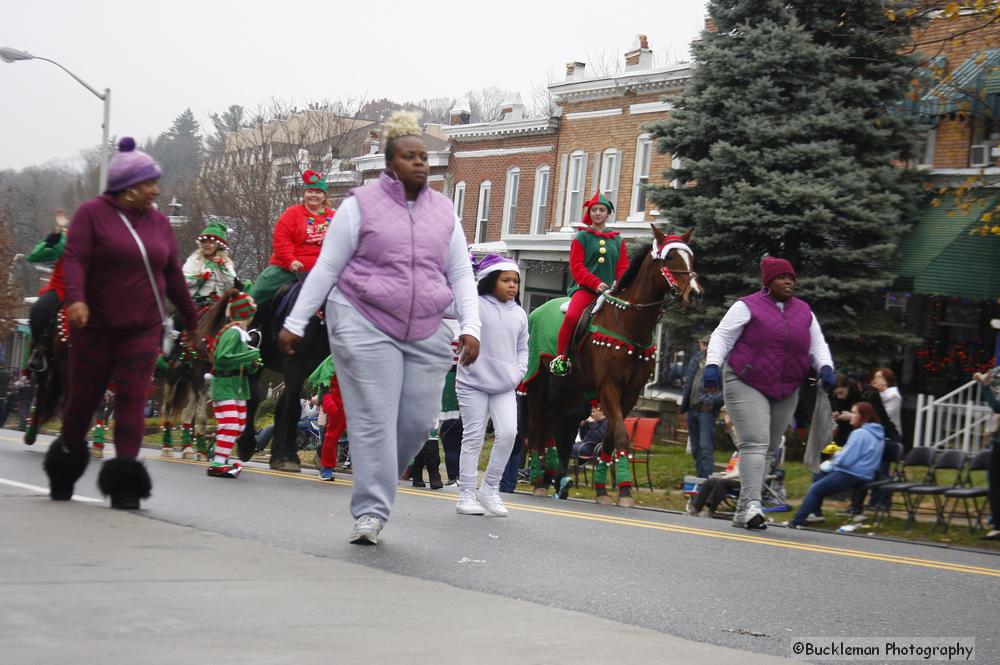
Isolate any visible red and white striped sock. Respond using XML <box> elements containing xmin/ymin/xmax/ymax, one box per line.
<box><xmin>212</xmin><ymin>399</ymin><xmax>246</xmax><ymax>465</ymax></box>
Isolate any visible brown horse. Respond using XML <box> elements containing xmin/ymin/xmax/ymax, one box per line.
<box><xmin>521</xmin><ymin>226</ymin><xmax>702</xmax><ymax>506</ymax></box>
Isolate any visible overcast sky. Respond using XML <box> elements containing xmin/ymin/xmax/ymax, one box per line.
<box><xmin>0</xmin><ymin>1</ymin><xmax>706</xmax><ymax>171</ymax></box>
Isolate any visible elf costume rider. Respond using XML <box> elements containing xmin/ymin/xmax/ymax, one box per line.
<box><xmin>250</xmin><ymin>170</ymin><xmax>333</xmax><ymax>307</ymax></box>
<box><xmin>206</xmin><ymin>292</ymin><xmax>261</xmax><ymax>478</ymax></box>
<box><xmin>549</xmin><ymin>191</ymin><xmax>628</xmax><ymax>377</ymax></box>
<box><xmin>183</xmin><ymin>221</ymin><xmax>239</xmax><ymax>305</ymax></box>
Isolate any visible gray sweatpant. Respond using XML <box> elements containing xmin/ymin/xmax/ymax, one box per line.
<box><xmin>722</xmin><ymin>365</ymin><xmax>798</xmax><ymax>515</ymax></box>
<box><xmin>327</xmin><ymin>300</ymin><xmax>453</xmax><ymax>521</ymax></box>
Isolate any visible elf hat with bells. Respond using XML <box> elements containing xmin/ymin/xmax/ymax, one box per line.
<box><xmin>198</xmin><ymin>221</ymin><xmax>231</xmax><ymax>250</ymax></box>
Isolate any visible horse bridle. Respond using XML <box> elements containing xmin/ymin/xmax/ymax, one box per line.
<box><xmin>605</xmin><ymin>241</ymin><xmax>696</xmax><ymax>311</ymax></box>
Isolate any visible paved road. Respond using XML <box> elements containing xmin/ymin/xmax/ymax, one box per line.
<box><xmin>2</xmin><ymin>430</ymin><xmax>998</xmax><ymax>664</ymax></box>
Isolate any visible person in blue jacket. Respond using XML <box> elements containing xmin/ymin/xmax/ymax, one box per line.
<box><xmin>785</xmin><ymin>401</ymin><xmax>884</xmax><ymax>528</ymax></box>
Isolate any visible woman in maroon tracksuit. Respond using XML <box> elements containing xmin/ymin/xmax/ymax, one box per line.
<box><xmin>44</xmin><ymin>137</ymin><xmax>198</xmax><ymax>509</ymax></box>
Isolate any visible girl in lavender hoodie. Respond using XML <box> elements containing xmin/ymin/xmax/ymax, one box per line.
<box><xmin>455</xmin><ymin>254</ymin><xmax>529</xmax><ymax>517</ymax></box>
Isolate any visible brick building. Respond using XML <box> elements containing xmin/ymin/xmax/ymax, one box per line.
<box><xmin>890</xmin><ymin>10</ymin><xmax>1000</xmax><ymax>395</ymax></box>
<box><xmin>439</xmin><ymin>35</ymin><xmax>692</xmax><ymax>313</ymax></box>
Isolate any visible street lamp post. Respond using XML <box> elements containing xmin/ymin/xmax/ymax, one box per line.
<box><xmin>0</xmin><ymin>46</ymin><xmax>111</xmax><ymax>194</ymax></box>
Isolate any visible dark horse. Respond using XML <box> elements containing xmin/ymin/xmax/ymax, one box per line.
<box><xmin>23</xmin><ymin>309</ymin><xmax>70</xmax><ymax>445</ymax></box>
<box><xmin>235</xmin><ymin>282</ymin><xmax>329</xmax><ymax>471</ymax></box>
<box><xmin>521</xmin><ymin>226</ymin><xmax>702</xmax><ymax>507</ymax></box>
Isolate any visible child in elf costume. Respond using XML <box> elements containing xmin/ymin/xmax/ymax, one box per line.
<box><xmin>250</xmin><ymin>170</ymin><xmax>333</xmax><ymax>308</ymax></box>
<box><xmin>183</xmin><ymin>221</ymin><xmax>239</xmax><ymax>305</ymax></box>
<box><xmin>549</xmin><ymin>191</ymin><xmax>629</xmax><ymax>378</ymax></box>
<box><xmin>205</xmin><ymin>292</ymin><xmax>261</xmax><ymax>478</ymax></box>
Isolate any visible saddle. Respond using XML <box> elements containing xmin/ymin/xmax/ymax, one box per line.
<box><xmin>272</xmin><ymin>280</ymin><xmax>304</xmax><ymax>328</ymax></box>
<box><xmin>569</xmin><ymin>296</ymin><xmax>603</xmax><ymax>357</ymax></box>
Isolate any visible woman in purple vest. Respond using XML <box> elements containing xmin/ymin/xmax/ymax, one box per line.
<box><xmin>280</xmin><ymin>111</ymin><xmax>481</xmax><ymax>546</ymax></box>
<box><xmin>702</xmin><ymin>257</ymin><xmax>835</xmax><ymax>530</ymax></box>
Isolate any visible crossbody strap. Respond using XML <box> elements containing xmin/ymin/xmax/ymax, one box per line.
<box><xmin>117</xmin><ymin>211</ymin><xmax>168</xmax><ymax>323</ymax></box>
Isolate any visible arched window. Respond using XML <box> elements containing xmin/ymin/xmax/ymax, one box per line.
<box><xmin>453</xmin><ymin>181</ymin><xmax>467</xmax><ymax>218</ymax></box>
<box><xmin>475</xmin><ymin>180</ymin><xmax>492</xmax><ymax>243</ymax></box>
<box><xmin>563</xmin><ymin>150</ymin><xmax>588</xmax><ymax>226</ymax></box>
<box><xmin>502</xmin><ymin>167</ymin><xmax>521</xmax><ymax>235</ymax></box>
<box><xmin>531</xmin><ymin>165</ymin><xmax>551</xmax><ymax>235</ymax></box>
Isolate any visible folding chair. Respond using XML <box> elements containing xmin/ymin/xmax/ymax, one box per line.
<box><xmin>868</xmin><ymin>446</ymin><xmax>935</xmax><ymax>527</ymax></box>
<box><xmin>943</xmin><ymin>449</ymin><xmax>992</xmax><ymax>532</ymax></box>
<box><xmin>853</xmin><ymin>440</ymin><xmax>904</xmax><ymax>515</ymax></box>
<box><xmin>628</xmin><ymin>417</ymin><xmax>658</xmax><ymax>491</ymax></box>
<box><xmin>904</xmin><ymin>449</ymin><xmax>967</xmax><ymax>528</ymax></box>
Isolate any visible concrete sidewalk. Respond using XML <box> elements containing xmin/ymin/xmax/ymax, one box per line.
<box><xmin>0</xmin><ymin>485</ymin><xmax>796</xmax><ymax>665</ymax></box>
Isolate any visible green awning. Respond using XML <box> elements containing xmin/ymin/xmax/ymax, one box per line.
<box><xmin>920</xmin><ymin>50</ymin><xmax>1000</xmax><ymax>116</ymax></box>
<box><xmin>895</xmin><ymin>196</ymin><xmax>1000</xmax><ymax>300</ymax></box>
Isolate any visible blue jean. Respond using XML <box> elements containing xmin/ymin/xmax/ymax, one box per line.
<box><xmin>500</xmin><ymin>433</ymin><xmax>524</xmax><ymax>493</ymax></box>
<box><xmin>791</xmin><ymin>470</ymin><xmax>865</xmax><ymax>525</ymax></box>
<box><xmin>687</xmin><ymin>410</ymin><xmax>717</xmax><ymax>479</ymax></box>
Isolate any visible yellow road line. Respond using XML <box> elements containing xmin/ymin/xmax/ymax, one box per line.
<box><xmin>6</xmin><ymin>435</ymin><xmax>999</xmax><ymax>578</ymax></box>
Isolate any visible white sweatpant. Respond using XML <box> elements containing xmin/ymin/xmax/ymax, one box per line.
<box><xmin>457</xmin><ymin>384</ymin><xmax>518</xmax><ymax>492</ymax></box>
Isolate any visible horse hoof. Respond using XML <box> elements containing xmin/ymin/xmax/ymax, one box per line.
<box><xmin>181</xmin><ymin>447</ymin><xmax>195</xmax><ymax>460</ymax></box>
<box><xmin>533</xmin><ymin>488</ymin><xmax>549</xmax><ymax>497</ymax></box>
<box><xmin>595</xmin><ymin>495</ymin><xmax>613</xmax><ymax>506</ymax></box>
<box><xmin>160</xmin><ymin>447</ymin><xmax>174</xmax><ymax>458</ymax></box>
<box><xmin>617</xmin><ymin>496</ymin><xmax>635</xmax><ymax>508</ymax></box>
<box><xmin>274</xmin><ymin>459</ymin><xmax>301</xmax><ymax>473</ymax></box>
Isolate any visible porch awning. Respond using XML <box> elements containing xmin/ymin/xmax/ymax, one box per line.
<box><xmin>920</xmin><ymin>50</ymin><xmax>1000</xmax><ymax>116</ymax></box>
<box><xmin>894</xmin><ymin>195</ymin><xmax>1000</xmax><ymax>300</ymax></box>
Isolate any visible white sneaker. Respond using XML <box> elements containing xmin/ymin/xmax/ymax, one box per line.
<box><xmin>475</xmin><ymin>485</ymin><xmax>509</xmax><ymax>517</ymax></box>
<box><xmin>804</xmin><ymin>512</ymin><xmax>825</xmax><ymax>525</ymax></box>
<box><xmin>743</xmin><ymin>502</ymin><xmax>767</xmax><ymax>530</ymax></box>
<box><xmin>349</xmin><ymin>514</ymin><xmax>384</xmax><ymax>545</ymax></box>
<box><xmin>852</xmin><ymin>513</ymin><xmax>868</xmax><ymax>524</ymax></box>
<box><xmin>456</xmin><ymin>489</ymin><xmax>485</xmax><ymax>515</ymax></box>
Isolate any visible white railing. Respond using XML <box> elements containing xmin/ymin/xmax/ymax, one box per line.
<box><xmin>913</xmin><ymin>379</ymin><xmax>997</xmax><ymax>452</ymax></box>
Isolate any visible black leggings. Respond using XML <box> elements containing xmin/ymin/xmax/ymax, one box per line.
<box><xmin>29</xmin><ymin>290</ymin><xmax>61</xmax><ymax>343</ymax></box>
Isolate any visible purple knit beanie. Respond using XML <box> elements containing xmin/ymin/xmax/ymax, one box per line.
<box><xmin>760</xmin><ymin>257</ymin><xmax>795</xmax><ymax>286</ymax></box>
<box><xmin>105</xmin><ymin>137</ymin><xmax>162</xmax><ymax>193</ymax></box>
<box><xmin>475</xmin><ymin>253</ymin><xmax>519</xmax><ymax>281</ymax></box>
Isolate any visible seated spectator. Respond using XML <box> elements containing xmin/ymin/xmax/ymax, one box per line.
<box><xmin>830</xmin><ymin>375</ymin><xmax>899</xmax><ymax>445</ymax></box>
<box><xmin>572</xmin><ymin>402</ymin><xmax>608</xmax><ymax>461</ymax></box>
<box><xmin>785</xmin><ymin>402</ymin><xmax>885</xmax><ymax>528</ymax></box>
<box><xmin>870</xmin><ymin>367</ymin><xmax>903</xmax><ymax>439</ymax></box>
<box><xmin>686</xmin><ymin>451</ymin><xmax>740</xmax><ymax>517</ymax></box>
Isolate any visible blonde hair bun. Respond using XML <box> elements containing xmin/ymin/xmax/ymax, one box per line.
<box><xmin>383</xmin><ymin>110</ymin><xmax>422</xmax><ymax>142</ymax></box>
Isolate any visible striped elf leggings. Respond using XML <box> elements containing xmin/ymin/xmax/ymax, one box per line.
<box><xmin>212</xmin><ymin>399</ymin><xmax>247</xmax><ymax>464</ymax></box>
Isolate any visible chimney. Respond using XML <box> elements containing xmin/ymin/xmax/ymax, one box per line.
<box><xmin>366</xmin><ymin>130</ymin><xmax>379</xmax><ymax>155</ymax></box>
<box><xmin>499</xmin><ymin>93</ymin><xmax>524</xmax><ymax>121</ymax></box>
<box><xmin>449</xmin><ymin>97</ymin><xmax>471</xmax><ymax>125</ymax></box>
<box><xmin>624</xmin><ymin>34</ymin><xmax>653</xmax><ymax>71</ymax></box>
<box><xmin>565</xmin><ymin>61</ymin><xmax>586</xmax><ymax>81</ymax></box>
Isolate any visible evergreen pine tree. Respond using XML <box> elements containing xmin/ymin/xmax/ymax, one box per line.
<box><xmin>648</xmin><ymin>0</ymin><xmax>923</xmax><ymax>372</ymax></box>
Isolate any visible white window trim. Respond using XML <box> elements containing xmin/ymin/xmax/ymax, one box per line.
<box><xmin>919</xmin><ymin>128</ymin><xmax>936</xmax><ymax>167</ymax></box>
<box><xmin>475</xmin><ymin>180</ymin><xmax>492</xmax><ymax>244</ymax></box>
<box><xmin>600</xmin><ymin>148</ymin><xmax>622</xmax><ymax>221</ymax></box>
<box><xmin>530</xmin><ymin>165</ymin><xmax>551</xmax><ymax>235</ymax></box>
<box><xmin>563</xmin><ymin>150</ymin><xmax>588</xmax><ymax>227</ymax></box>
<box><xmin>502</xmin><ymin>167</ymin><xmax>521</xmax><ymax>236</ymax></box>
<box><xmin>453</xmin><ymin>181</ymin><xmax>466</xmax><ymax>219</ymax></box>
<box><xmin>628</xmin><ymin>134</ymin><xmax>653</xmax><ymax>222</ymax></box>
